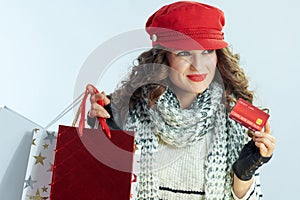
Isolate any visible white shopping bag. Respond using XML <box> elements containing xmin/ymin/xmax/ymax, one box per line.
<box><xmin>21</xmin><ymin>128</ymin><xmax>57</xmax><ymax>200</ymax></box>
<box><xmin>0</xmin><ymin>106</ymin><xmax>41</xmax><ymax>200</ymax></box>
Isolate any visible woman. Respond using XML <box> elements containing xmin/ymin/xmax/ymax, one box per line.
<box><xmin>87</xmin><ymin>1</ymin><xmax>275</xmax><ymax>199</ymax></box>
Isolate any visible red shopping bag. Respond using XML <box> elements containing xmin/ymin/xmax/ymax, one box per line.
<box><xmin>50</xmin><ymin>86</ymin><xmax>135</xmax><ymax>200</ymax></box>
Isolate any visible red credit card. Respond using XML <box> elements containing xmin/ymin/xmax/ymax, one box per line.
<box><xmin>229</xmin><ymin>98</ymin><xmax>270</xmax><ymax>131</ymax></box>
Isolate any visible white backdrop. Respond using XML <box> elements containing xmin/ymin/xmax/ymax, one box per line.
<box><xmin>1</xmin><ymin>0</ymin><xmax>299</xmax><ymax>199</ymax></box>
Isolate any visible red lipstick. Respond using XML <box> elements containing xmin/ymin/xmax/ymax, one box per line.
<box><xmin>186</xmin><ymin>74</ymin><xmax>207</xmax><ymax>82</ymax></box>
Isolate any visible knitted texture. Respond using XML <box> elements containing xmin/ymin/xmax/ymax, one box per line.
<box><xmin>157</xmin><ymin>133</ymin><xmax>210</xmax><ymax>199</ymax></box>
<box><xmin>125</xmin><ymin>82</ymin><xmax>254</xmax><ymax>200</ymax></box>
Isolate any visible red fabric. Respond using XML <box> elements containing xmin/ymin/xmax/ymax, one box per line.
<box><xmin>50</xmin><ymin>125</ymin><xmax>134</xmax><ymax>200</ymax></box>
<box><xmin>145</xmin><ymin>1</ymin><xmax>228</xmax><ymax>50</ymax></box>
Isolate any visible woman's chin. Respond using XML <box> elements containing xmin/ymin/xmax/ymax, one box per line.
<box><xmin>189</xmin><ymin>84</ymin><xmax>210</xmax><ymax>94</ymax></box>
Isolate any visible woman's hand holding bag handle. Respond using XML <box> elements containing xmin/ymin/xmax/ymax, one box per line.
<box><xmin>77</xmin><ymin>84</ymin><xmax>111</xmax><ymax>138</ymax></box>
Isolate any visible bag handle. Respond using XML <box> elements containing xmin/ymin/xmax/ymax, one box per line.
<box><xmin>77</xmin><ymin>85</ymin><xmax>111</xmax><ymax>138</ymax></box>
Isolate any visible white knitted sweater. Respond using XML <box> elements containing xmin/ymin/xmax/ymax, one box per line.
<box><xmin>146</xmin><ymin>130</ymin><xmax>262</xmax><ymax>200</ymax></box>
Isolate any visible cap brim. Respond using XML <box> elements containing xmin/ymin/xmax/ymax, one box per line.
<box><xmin>153</xmin><ymin>39</ymin><xmax>228</xmax><ymax>50</ymax></box>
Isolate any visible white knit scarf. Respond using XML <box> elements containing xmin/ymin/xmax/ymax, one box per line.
<box><xmin>125</xmin><ymin>82</ymin><xmax>249</xmax><ymax>200</ymax></box>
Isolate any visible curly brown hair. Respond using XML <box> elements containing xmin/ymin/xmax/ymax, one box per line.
<box><xmin>215</xmin><ymin>47</ymin><xmax>254</xmax><ymax>105</ymax></box>
<box><xmin>111</xmin><ymin>45</ymin><xmax>253</xmax><ymax>125</ymax></box>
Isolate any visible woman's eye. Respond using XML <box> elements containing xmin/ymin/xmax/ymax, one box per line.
<box><xmin>176</xmin><ymin>51</ymin><xmax>191</xmax><ymax>56</ymax></box>
<box><xmin>202</xmin><ymin>50</ymin><xmax>215</xmax><ymax>55</ymax></box>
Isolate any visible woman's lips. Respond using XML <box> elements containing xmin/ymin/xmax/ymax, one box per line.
<box><xmin>186</xmin><ymin>74</ymin><xmax>207</xmax><ymax>82</ymax></box>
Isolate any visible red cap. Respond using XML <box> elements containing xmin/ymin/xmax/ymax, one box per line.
<box><xmin>145</xmin><ymin>1</ymin><xmax>228</xmax><ymax>50</ymax></box>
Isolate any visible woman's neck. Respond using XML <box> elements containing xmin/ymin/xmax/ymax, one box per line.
<box><xmin>170</xmin><ymin>87</ymin><xmax>198</xmax><ymax>109</ymax></box>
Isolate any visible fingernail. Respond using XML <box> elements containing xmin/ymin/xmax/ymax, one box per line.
<box><xmin>105</xmin><ymin>113</ymin><xmax>110</xmax><ymax>118</ymax></box>
<box><xmin>88</xmin><ymin>111</ymin><xmax>92</xmax><ymax>117</ymax></box>
<box><xmin>255</xmin><ymin>131</ymin><xmax>261</xmax><ymax>135</ymax></box>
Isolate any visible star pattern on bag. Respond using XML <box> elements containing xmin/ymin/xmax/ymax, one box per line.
<box><xmin>41</xmin><ymin>186</ymin><xmax>48</xmax><ymax>193</ymax></box>
<box><xmin>22</xmin><ymin>129</ymin><xmax>56</xmax><ymax>199</ymax></box>
<box><xmin>43</xmin><ymin>131</ymin><xmax>57</xmax><ymax>145</ymax></box>
<box><xmin>27</xmin><ymin>189</ymin><xmax>48</xmax><ymax>200</ymax></box>
<box><xmin>33</xmin><ymin>152</ymin><xmax>46</xmax><ymax>166</ymax></box>
<box><xmin>24</xmin><ymin>175</ymin><xmax>37</xmax><ymax>189</ymax></box>
<box><xmin>47</xmin><ymin>162</ymin><xmax>54</xmax><ymax>172</ymax></box>
<box><xmin>42</xmin><ymin>143</ymin><xmax>49</xmax><ymax>149</ymax></box>
<box><xmin>33</xmin><ymin>128</ymin><xmax>40</xmax><ymax>134</ymax></box>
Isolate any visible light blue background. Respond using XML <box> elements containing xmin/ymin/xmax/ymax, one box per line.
<box><xmin>1</xmin><ymin>0</ymin><xmax>299</xmax><ymax>199</ymax></box>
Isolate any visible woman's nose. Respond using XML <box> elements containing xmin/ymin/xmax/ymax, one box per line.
<box><xmin>190</xmin><ymin>54</ymin><xmax>206</xmax><ymax>71</ymax></box>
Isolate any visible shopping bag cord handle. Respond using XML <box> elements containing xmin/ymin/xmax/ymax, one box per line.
<box><xmin>45</xmin><ymin>91</ymin><xmax>85</xmax><ymax>130</ymax></box>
